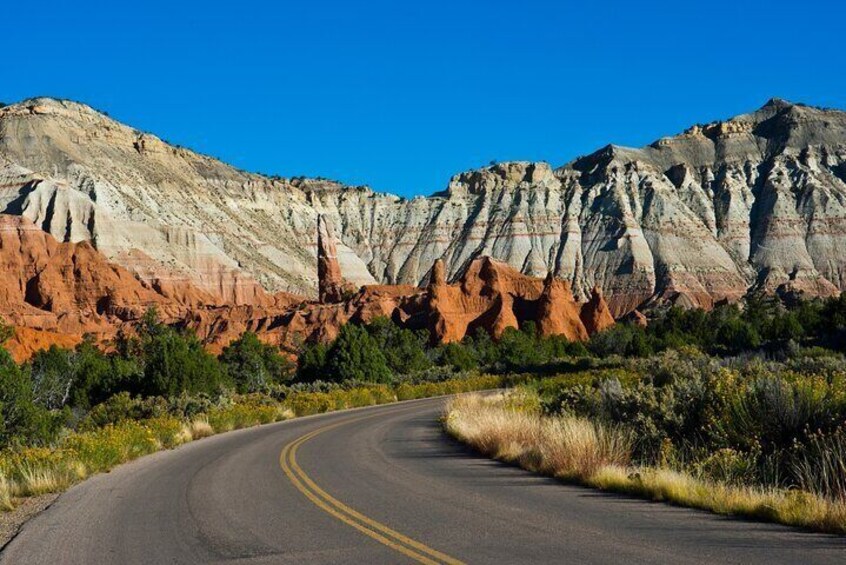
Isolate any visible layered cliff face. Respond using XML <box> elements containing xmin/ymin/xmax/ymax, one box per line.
<box><xmin>0</xmin><ymin>97</ymin><xmax>843</xmax><ymax>317</ymax></box>
<box><xmin>0</xmin><ymin>99</ymin><xmax>375</xmax><ymax>303</ymax></box>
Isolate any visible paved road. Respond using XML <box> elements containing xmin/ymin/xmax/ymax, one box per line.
<box><xmin>3</xmin><ymin>396</ymin><xmax>845</xmax><ymax>564</ymax></box>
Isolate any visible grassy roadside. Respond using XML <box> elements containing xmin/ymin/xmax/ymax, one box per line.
<box><xmin>443</xmin><ymin>393</ymin><xmax>846</xmax><ymax>535</ymax></box>
<box><xmin>0</xmin><ymin>374</ymin><xmax>507</xmax><ymax>512</ymax></box>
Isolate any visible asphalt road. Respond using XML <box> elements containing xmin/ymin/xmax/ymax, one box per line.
<box><xmin>3</xmin><ymin>396</ymin><xmax>845</xmax><ymax>564</ymax></box>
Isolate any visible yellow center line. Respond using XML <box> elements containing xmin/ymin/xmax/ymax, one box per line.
<box><xmin>279</xmin><ymin>411</ymin><xmax>466</xmax><ymax>565</ymax></box>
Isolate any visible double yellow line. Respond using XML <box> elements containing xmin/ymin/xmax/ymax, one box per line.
<box><xmin>279</xmin><ymin>414</ymin><xmax>465</xmax><ymax>565</ymax></box>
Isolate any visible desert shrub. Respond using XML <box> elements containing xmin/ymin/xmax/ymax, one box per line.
<box><xmin>135</xmin><ymin>317</ymin><xmax>228</xmax><ymax>397</ymax></box>
<box><xmin>68</xmin><ymin>313</ymin><xmax>228</xmax><ymax>403</ymax></box>
<box><xmin>436</xmin><ymin>342</ymin><xmax>478</xmax><ymax>372</ymax></box>
<box><xmin>205</xmin><ymin>400</ymin><xmax>286</xmax><ymax>432</ymax></box>
<box><xmin>63</xmin><ymin>421</ymin><xmax>161</xmax><ymax>473</ymax></box>
<box><xmin>325</xmin><ymin>324</ymin><xmax>392</xmax><ymax>384</ymax></box>
<box><xmin>544</xmin><ymin>351</ymin><xmax>732</xmax><ymax>464</ymax></box>
<box><xmin>0</xmin><ymin>349</ymin><xmax>61</xmax><ymax>447</ymax></box>
<box><xmin>720</xmin><ymin>375</ymin><xmax>842</xmax><ymax>455</ymax></box>
<box><xmin>28</xmin><ymin>346</ymin><xmax>76</xmax><ymax>410</ymax></box>
<box><xmin>539</xmin><ymin>334</ymin><xmax>590</xmax><ymax>359</ymax></box>
<box><xmin>588</xmin><ymin>323</ymin><xmax>655</xmax><ymax>358</ymax></box>
<box><xmin>582</xmin><ymin>296</ymin><xmax>846</xmax><ymax>360</ymax></box>
<box><xmin>80</xmin><ymin>392</ymin><xmax>150</xmax><ymax>429</ymax></box>
<box><xmin>538</xmin><ymin>347</ymin><xmax>846</xmax><ymax>493</ymax></box>
<box><xmin>286</xmin><ymin>391</ymin><xmax>335</xmax><ymax>416</ymax></box>
<box><xmin>297</xmin><ymin>342</ymin><xmax>329</xmax><ymax>382</ymax></box>
<box><xmin>220</xmin><ymin>331</ymin><xmax>293</xmax><ymax>393</ymax></box>
<box><xmin>793</xmin><ymin>429</ymin><xmax>846</xmax><ymax>502</ymax></box>
<box><xmin>285</xmin><ymin>380</ymin><xmax>341</xmax><ymax>394</ymax></box>
<box><xmin>466</xmin><ymin>329</ymin><xmax>500</xmax><ymax>368</ymax></box>
<box><xmin>67</xmin><ymin>337</ymin><xmax>113</xmax><ymax>409</ymax></box>
<box><xmin>692</xmin><ymin>447</ymin><xmax>759</xmax><ymax>485</ymax></box>
<box><xmin>398</xmin><ymin>365</ymin><xmax>476</xmax><ymax>384</ymax></box>
<box><xmin>715</xmin><ymin>318</ymin><xmax>762</xmax><ymax>354</ymax></box>
<box><xmin>297</xmin><ymin>319</ymin><xmax>435</xmax><ymax>383</ymax></box>
<box><xmin>365</xmin><ymin>317</ymin><xmax>432</xmax><ymax>375</ymax></box>
<box><xmin>165</xmin><ymin>392</ymin><xmax>222</xmax><ymax>419</ymax></box>
<box><xmin>496</xmin><ymin>324</ymin><xmax>543</xmax><ymax>370</ymax></box>
<box><xmin>783</xmin><ymin>350</ymin><xmax>846</xmax><ymax>381</ymax></box>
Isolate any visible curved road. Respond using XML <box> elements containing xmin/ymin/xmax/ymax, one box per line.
<box><xmin>3</xmin><ymin>396</ymin><xmax>844</xmax><ymax>564</ymax></box>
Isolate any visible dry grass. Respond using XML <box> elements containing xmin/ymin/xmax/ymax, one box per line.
<box><xmin>0</xmin><ymin>475</ymin><xmax>14</xmax><ymax>511</ymax></box>
<box><xmin>186</xmin><ymin>418</ymin><xmax>214</xmax><ymax>440</ymax></box>
<box><xmin>15</xmin><ymin>466</ymin><xmax>72</xmax><ymax>497</ymax></box>
<box><xmin>175</xmin><ymin>417</ymin><xmax>216</xmax><ymax>444</ymax></box>
<box><xmin>445</xmin><ymin>393</ymin><xmax>631</xmax><ymax>481</ymax></box>
<box><xmin>444</xmin><ymin>393</ymin><xmax>846</xmax><ymax>535</ymax></box>
<box><xmin>11</xmin><ymin>461</ymin><xmax>87</xmax><ymax>499</ymax></box>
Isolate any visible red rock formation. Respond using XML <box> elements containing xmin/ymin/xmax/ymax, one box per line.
<box><xmin>0</xmin><ymin>214</ymin><xmax>614</xmax><ymax>360</ymax></box>
<box><xmin>6</xmin><ymin>327</ymin><xmax>83</xmax><ymax>363</ymax></box>
<box><xmin>0</xmin><ymin>215</ymin><xmax>304</xmax><ymax>357</ymax></box>
<box><xmin>317</xmin><ymin>215</ymin><xmax>358</xmax><ymax>303</ymax></box>
<box><xmin>0</xmin><ymin>215</ymin><xmax>175</xmax><ymax>335</ymax></box>
<box><xmin>580</xmin><ymin>286</ymin><xmax>616</xmax><ymax>334</ymax></box>
<box><xmin>188</xmin><ymin>254</ymin><xmax>614</xmax><ymax>354</ymax></box>
<box><xmin>536</xmin><ymin>274</ymin><xmax>589</xmax><ymax>341</ymax></box>
<box><xmin>425</xmin><ymin>256</ymin><xmax>607</xmax><ymax>343</ymax></box>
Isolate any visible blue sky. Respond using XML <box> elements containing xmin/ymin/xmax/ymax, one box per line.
<box><xmin>3</xmin><ymin>0</ymin><xmax>844</xmax><ymax>197</ymax></box>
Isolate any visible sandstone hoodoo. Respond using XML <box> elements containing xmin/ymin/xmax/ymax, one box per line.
<box><xmin>317</xmin><ymin>215</ymin><xmax>357</xmax><ymax>303</ymax></box>
<box><xmin>536</xmin><ymin>274</ymin><xmax>589</xmax><ymax>342</ymax></box>
<box><xmin>580</xmin><ymin>286</ymin><xmax>615</xmax><ymax>335</ymax></box>
<box><xmin>424</xmin><ymin>257</ymin><xmax>613</xmax><ymax>343</ymax></box>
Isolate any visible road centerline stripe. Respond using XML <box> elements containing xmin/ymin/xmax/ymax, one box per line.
<box><xmin>279</xmin><ymin>411</ymin><xmax>465</xmax><ymax>565</ymax></box>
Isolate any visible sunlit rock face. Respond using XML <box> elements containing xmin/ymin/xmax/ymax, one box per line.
<box><xmin>1</xmin><ymin>97</ymin><xmax>844</xmax><ymax>317</ymax></box>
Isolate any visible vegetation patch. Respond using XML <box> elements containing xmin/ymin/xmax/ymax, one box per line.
<box><xmin>445</xmin><ymin>375</ymin><xmax>846</xmax><ymax>534</ymax></box>
<box><xmin>0</xmin><ymin>292</ymin><xmax>844</xmax><ymax>527</ymax></box>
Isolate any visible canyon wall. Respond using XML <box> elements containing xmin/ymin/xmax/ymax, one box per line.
<box><xmin>1</xmin><ymin>97</ymin><xmax>844</xmax><ymax>318</ymax></box>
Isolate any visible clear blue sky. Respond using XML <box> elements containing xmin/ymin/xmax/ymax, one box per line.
<box><xmin>3</xmin><ymin>0</ymin><xmax>844</xmax><ymax>197</ymax></box>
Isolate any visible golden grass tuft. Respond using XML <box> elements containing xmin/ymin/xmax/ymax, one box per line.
<box><xmin>446</xmin><ymin>394</ymin><xmax>630</xmax><ymax>481</ymax></box>
<box><xmin>14</xmin><ymin>462</ymin><xmax>86</xmax><ymax>497</ymax></box>
<box><xmin>444</xmin><ymin>392</ymin><xmax>846</xmax><ymax>535</ymax></box>
<box><xmin>0</xmin><ymin>474</ymin><xmax>15</xmax><ymax>511</ymax></box>
<box><xmin>187</xmin><ymin>418</ymin><xmax>214</xmax><ymax>440</ymax></box>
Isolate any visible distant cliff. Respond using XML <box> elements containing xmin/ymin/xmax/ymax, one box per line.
<box><xmin>1</xmin><ymin>97</ymin><xmax>844</xmax><ymax>316</ymax></box>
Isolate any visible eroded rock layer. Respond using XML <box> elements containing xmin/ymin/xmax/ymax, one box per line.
<box><xmin>0</xmin><ymin>97</ymin><xmax>844</xmax><ymax>319</ymax></box>
<box><xmin>0</xmin><ymin>213</ymin><xmax>611</xmax><ymax>359</ymax></box>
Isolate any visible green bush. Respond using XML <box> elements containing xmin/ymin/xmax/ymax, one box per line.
<box><xmin>588</xmin><ymin>323</ymin><xmax>655</xmax><ymax>357</ymax></box>
<box><xmin>140</xmin><ymin>323</ymin><xmax>228</xmax><ymax>397</ymax></box>
<box><xmin>437</xmin><ymin>342</ymin><xmax>478</xmax><ymax>372</ymax></box>
<box><xmin>297</xmin><ymin>341</ymin><xmax>329</xmax><ymax>382</ymax></box>
<box><xmin>68</xmin><ymin>337</ymin><xmax>114</xmax><ymax>409</ymax></box>
<box><xmin>220</xmin><ymin>332</ymin><xmax>293</xmax><ymax>393</ymax></box>
<box><xmin>365</xmin><ymin>317</ymin><xmax>432</xmax><ymax>375</ymax></box>
<box><xmin>324</xmin><ymin>324</ymin><xmax>392</xmax><ymax>384</ymax></box>
<box><xmin>538</xmin><ymin>348</ymin><xmax>846</xmax><ymax>496</ymax></box>
<box><xmin>67</xmin><ymin>313</ymin><xmax>229</xmax><ymax>404</ymax></box>
<box><xmin>0</xmin><ymin>349</ymin><xmax>61</xmax><ymax>447</ymax></box>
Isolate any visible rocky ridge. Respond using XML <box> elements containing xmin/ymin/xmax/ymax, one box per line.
<box><xmin>0</xmin><ymin>97</ymin><xmax>844</xmax><ymax>318</ymax></box>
